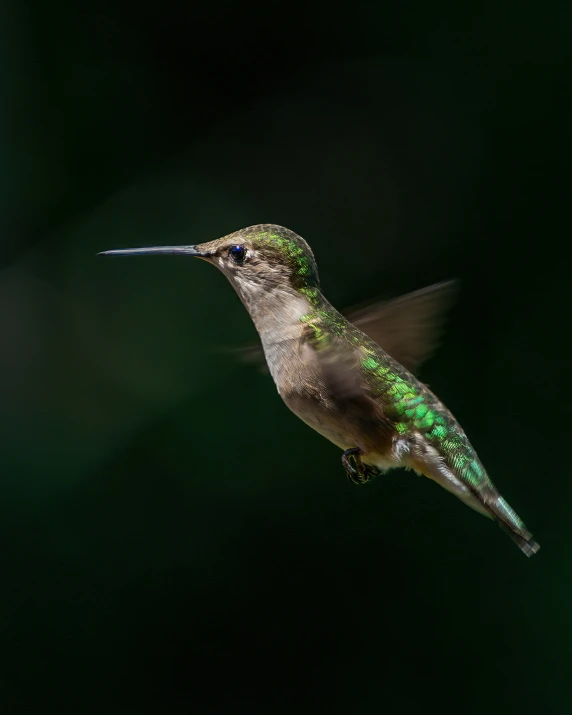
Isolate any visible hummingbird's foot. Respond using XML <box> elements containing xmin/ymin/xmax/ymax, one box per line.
<box><xmin>342</xmin><ymin>448</ymin><xmax>381</xmax><ymax>485</ymax></box>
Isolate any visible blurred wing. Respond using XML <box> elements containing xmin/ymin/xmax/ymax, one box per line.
<box><xmin>346</xmin><ymin>280</ymin><xmax>457</xmax><ymax>374</ymax></box>
<box><xmin>233</xmin><ymin>280</ymin><xmax>457</xmax><ymax>375</ymax></box>
<box><xmin>229</xmin><ymin>343</ymin><xmax>269</xmax><ymax>373</ymax></box>
<box><xmin>300</xmin><ymin>324</ymin><xmax>392</xmax><ymax>436</ymax></box>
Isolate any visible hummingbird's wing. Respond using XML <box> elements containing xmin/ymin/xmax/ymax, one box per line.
<box><xmin>228</xmin><ymin>343</ymin><xmax>267</xmax><ymax>368</ymax></box>
<box><xmin>233</xmin><ymin>280</ymin><xmax>457</xmax><ymax>375</ymax></box>
<box><xmin>299</xmin><ymin>324</ymin><xmax>395</xmax><ymax>444</ymax></box>
<box><xmin>344</xmin><ymin>280</ymin><xmax>457</xmax><ymax>374</ymax></box>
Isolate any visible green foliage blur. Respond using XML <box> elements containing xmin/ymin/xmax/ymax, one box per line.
<box><xmin>1</xmin><ymin>1</ymin><xmax>570</xmax><ymax>713</ymax></box>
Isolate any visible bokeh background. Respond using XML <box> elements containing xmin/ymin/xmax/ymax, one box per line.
<box><xmin>1</xmin><ymin>2</ymin><xmax>570</xmax><ymax>713</ymax></box>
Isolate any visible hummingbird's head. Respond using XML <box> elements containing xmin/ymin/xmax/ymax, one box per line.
<box><xmin>194</xmin><ymin>224</ymin><xmax>320</xmax><ymax>295</ymax></box>
<box><xmin>100</xmin><ymin>224</ymin><xmax>321</xmax><ymax>313</ymax></box>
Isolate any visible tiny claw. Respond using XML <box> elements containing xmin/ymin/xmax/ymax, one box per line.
<box><xmin>341</xmin><ymin>447</ymin><xmax>380</xmax><ymax>485</ymax></box>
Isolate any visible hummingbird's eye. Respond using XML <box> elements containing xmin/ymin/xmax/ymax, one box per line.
<box><xmin>228</xmin><ymin>245</ymin><xmax>246</xmax><ymax>265</ymax></box>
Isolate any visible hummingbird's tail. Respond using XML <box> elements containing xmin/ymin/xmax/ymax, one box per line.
<box><xmin>413</xmin><ymin>449</ymin><xmax>540</xmax><ymax>556</ymax></box>
<box><xmin>458</xmin><ymin>476</ymin><xmax>540</xmax><ymax>557</ymax></box>
<box><xmin>496</xmin><ymin>520</ymin><xmax>540</xmax><ymax>557</ymax></box>
<box><xmin>483</xmin><ymin>492</ymin><xmax>540</xmax><ymax>557</ymax></box>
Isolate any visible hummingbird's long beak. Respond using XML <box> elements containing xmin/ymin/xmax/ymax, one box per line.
<box><xmin>97</xmin><ymin>245</ymin><xmax>209</xmax><ymax>257</ymax></box>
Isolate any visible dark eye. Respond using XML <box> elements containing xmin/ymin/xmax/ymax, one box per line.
<box><xmin>228</xmin><ymin>245</ymin><xmax>246</xmax><ymax>264</ymax></box>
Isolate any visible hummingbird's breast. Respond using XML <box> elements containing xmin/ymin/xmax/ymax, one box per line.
<box><xmin>253</xmin><ymin>292</ymin><xmax>400</xmax><ymax>465</ymax></box>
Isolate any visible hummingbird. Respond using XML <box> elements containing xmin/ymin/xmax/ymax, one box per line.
<box><xmin>100</xmin><ymin>224</ymin><xmax>540</xmax><ymax>556</ymax></box>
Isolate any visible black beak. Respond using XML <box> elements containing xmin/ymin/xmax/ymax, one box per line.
<box><xmin>97</xmin><ymin>245</ymin><xmax>209</xmax><ymax>257</ymax></box>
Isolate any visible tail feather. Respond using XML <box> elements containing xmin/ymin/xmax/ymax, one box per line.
<box><xmin>497</xmin><ymin>520</ymin><xmax>540</xmax><ymax>557</ymax></box>
<box><xmin>410</xmin><ymin>446</ymin><xmax>540</xmax><ymax>556</ymax></box>
<box><xmin>479</xmin><ymin>489</ymin><xmax>540</xmax><ymax>557</ymax></box>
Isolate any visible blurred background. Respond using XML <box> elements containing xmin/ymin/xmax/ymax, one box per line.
<box><xmin>1</xmin><ymin>1</ymin><xmax>571</xmax><ymax>713</ymax></box>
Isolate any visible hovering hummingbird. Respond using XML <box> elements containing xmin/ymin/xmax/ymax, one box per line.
<box><xmin>100</xmin><ymin>224</ymin><xmax>539</xmax><ymax>556</ymax></box>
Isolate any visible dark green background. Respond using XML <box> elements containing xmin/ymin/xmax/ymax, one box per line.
<box><xmin>1</xmin><ymin>2</ymin><xmax>570</xmax><ymax>713</ymax></box>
